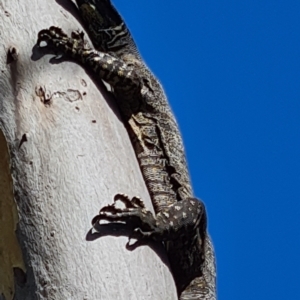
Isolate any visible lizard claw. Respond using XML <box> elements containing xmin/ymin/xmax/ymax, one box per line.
<box><xmin>91</xmin><ymin>203</ymin><xmax>118</xmax><ymax>226</ymax></box>
<box><xmin>113</xmin><ymin>193</ymin><xmax>146</xmax><ymax>209</ymax></box>
<box><xmin>99</xmin><ymin>204</ymin><xmax>116</xmax><ymax>213</ymax></box>
<box><xmin>71</xmin><ymin>30</ymin><xmax>85</xmax><ymax>44</ymax></box>
<box><xmin>91</xmin><ymin>214</ymin><xmax>101</xmax><ymax>226</ymax></box>
<box><xmin>37</xmin><ymin>26</ymin><xmax>67</xmax><ymax>46</ymax></box>
<box><xmin>129</xmin><ymin>227</ymin><xmax>147</xmax><ymax>239</ymax></box>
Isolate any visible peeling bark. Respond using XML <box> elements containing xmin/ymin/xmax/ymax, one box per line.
<box><xmin>0</xmin><ymin>1</ymin><xmax>177</xmax><ymax>299</ymax></box>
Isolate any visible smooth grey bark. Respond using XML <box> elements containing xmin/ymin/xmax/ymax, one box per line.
<box><xmin>0</xmin><ymin>0</ymin><xmax>177</xmax><ymax>299</ymax></box>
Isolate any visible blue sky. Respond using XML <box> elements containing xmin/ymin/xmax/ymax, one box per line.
<box><xmin>114</xmin><ymin>1</ymin><xmax>300</xmax><ymax>299</ymax></box>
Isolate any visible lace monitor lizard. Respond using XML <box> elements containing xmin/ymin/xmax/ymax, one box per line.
<box><xmin>36</xmin><ymin>1</ymin><xmax>216</xmax><ymax>299</ymax></box>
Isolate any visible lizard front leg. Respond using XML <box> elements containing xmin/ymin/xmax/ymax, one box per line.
<box><xmin>37</xmin><ymin>27</ymin><xmax>141</xmax><ymax>88</ymax></box>
<box><xmin>93</xmin><ymin>194</ymin><xmax>205</xmax><ymax>242</ymax></box>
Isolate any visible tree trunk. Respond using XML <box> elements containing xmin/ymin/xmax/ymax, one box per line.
<box><xmin>0</xmin><ymin>1</ymin><xmax>177</xmax><ymax>299</ymax></box>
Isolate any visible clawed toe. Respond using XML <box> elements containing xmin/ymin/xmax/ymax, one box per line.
<box><xmin>71</xmin><ymin>30</ymin><xmax>85</xmax><ymax>42</ymax></box>
<box><xmin>113</xmin><ymin>193</ymin><xmax>146</xmax><ymax>209</ymax></box>
<box><xmin>91</xmin><ymin>214</ymin><xmax>101</xmax><ymax>226</ymax></box>
<box><xmin>130</xmin><ymin>227</ymin><xmax>145</xmax><ymax>239</ymax></box>
<box><xmin>99</xmin><ymin>204</ymin><xmax>116</xmax><ymax>213</ymax></box>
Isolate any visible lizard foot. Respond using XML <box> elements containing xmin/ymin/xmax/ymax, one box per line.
<box><xmin>92</xmin><ymin>194</ymin><xmax>158</xmax><ymax>237</ymax></box>
<box><xmin>37</xmin><ymin>26</ymin><xmax>87</xmax><ymax>56</ymax></box>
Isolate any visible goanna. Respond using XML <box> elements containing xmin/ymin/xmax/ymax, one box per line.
<box><xmin>36</xmin><ymin>0</ymin><xmax>216</xmax><ymax>299</ymax></box>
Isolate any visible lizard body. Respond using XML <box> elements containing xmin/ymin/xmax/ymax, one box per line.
<box><xmin>36</xmin><ymin>1</ymin><xmax>216</xmax><ymax>298</ymax></box>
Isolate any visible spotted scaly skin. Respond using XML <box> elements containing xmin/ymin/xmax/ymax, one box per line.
<box><xmin>36</xmin><ymin>1</ymin><xmax>216</xmax><ymax>299</ymax></box>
